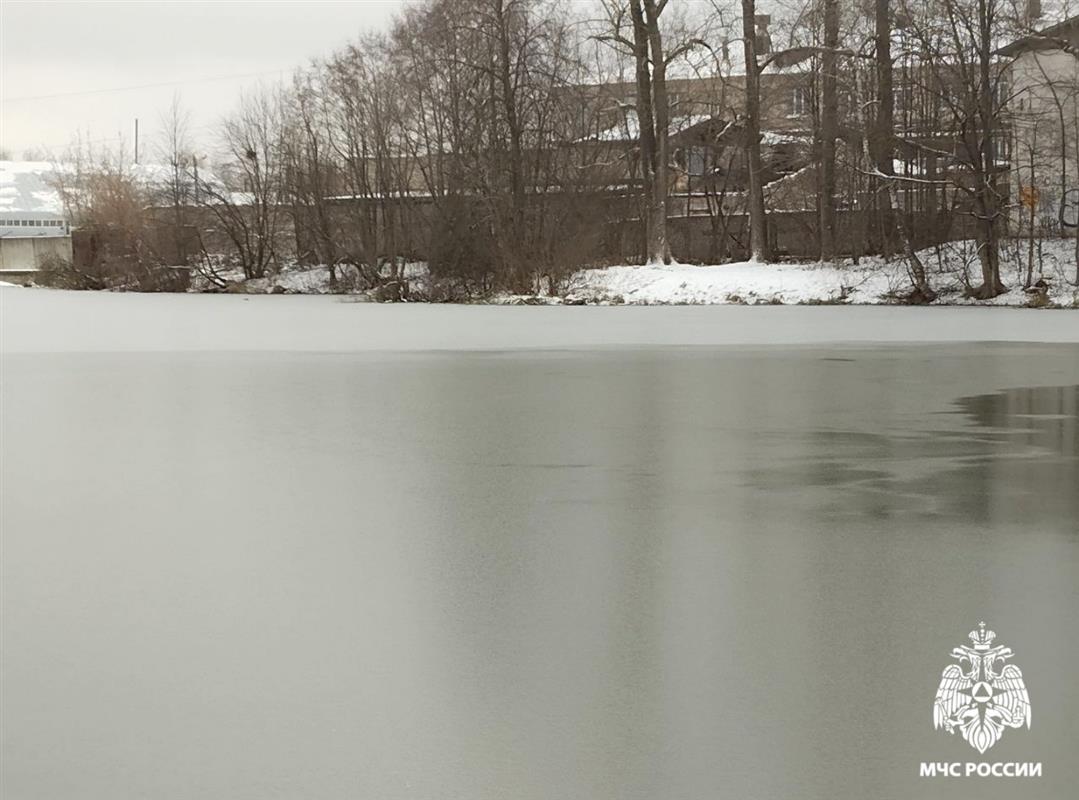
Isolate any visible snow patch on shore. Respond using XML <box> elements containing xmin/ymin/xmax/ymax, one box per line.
<box><xmin>569</xmin><ymin>240</ymin><xmax>1079</xmax><ymax>307</ymax></box>
<box><xmin>569</xmin><ymin>260</ymin><xmax>895</xmax><ymax>305</ymax></box>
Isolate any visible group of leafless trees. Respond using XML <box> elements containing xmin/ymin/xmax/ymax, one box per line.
<box><xmin>740</xmin><ymin>0</ymin><xmax>1076</xmax><ymax>297</ymax></box>
<box><xmin>145</xmin><ymin>0</ymin><xmax>643</xmax><ymax>294</ymax></box>
<box><xmin>46</xmin><ymin>0</ymin><xmax>1079</xmax><ymax>298</ymax></box>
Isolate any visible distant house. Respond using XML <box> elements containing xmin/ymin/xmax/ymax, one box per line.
<box><xmin>0</xmin><ymin>161</ymin><xmax>74</xmax><ymax>279</ymax></box>
<box><xmin>1000</xmin><ymin>14</ymin><xmax>1079</xmax><ymax>233</ymax></box>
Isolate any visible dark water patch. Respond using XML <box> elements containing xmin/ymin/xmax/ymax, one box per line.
<box><xmin>744</xmin><ymin>385</ymin><xmax>1078</xmax><ymax>524</ymax></box>
<box><xmin>954</xmin><ymin>384</ymin><xmax>1078</xmax><ymax>457</ymax></box>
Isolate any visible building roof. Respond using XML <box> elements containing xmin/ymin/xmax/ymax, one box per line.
<box><xmin>0</xmin><ymin>159</ymin><xmax>234</xmax><ymax>217</ymax></box>
<box><xmin>998</xmin><ymin>13</ymin><xmax>1079</xmax><ymax>56</ymax></box>
<box><xmin>588</xmin><ymin>112</ymin><xmax>718</xmax><ymax>143</ymax></box>
<box><xmin>0</xmin><ymin>162</ymin><xmax>66</xmax><ymax>216</ymax></box>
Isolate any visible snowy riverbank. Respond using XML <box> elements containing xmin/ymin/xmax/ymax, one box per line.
<box><xmin>5</xmin><ymin>239</ymin><xmax>1077</xmax><ymax>307</ymax></box>
<box><xmin>565</xmin><ymin>240</ymin><xmax>1079</xmax><ymax>307</ymax></box>
<box><xmin>281</xmin><ymin>239</ymin><xmax>1077</xmax><ymax>307</ymax></box>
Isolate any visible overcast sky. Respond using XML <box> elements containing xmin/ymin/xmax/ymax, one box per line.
<box><xmin>0</xmin><ymin>0</ymin><xmax>406</xmax><ymax>160</ymax></box>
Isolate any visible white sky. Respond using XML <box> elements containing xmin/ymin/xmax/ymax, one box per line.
<box><xmin>0</xmin><ymin>0</ymin><xmax>803</xmax><ymax>161</ymax></box>
<box><xmin>0</xmin><ymin>0</ymin><xmax>406</xmax><ymax>159</ymax></box>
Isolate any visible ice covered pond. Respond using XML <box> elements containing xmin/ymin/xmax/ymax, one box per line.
<box><xmin>3</xmin><ymin>289</ymin><xmax>1078</xmax><ymax>799</ymax></box>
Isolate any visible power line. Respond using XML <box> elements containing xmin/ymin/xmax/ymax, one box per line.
<box><xmin>2</xmin><ymin>69</ymin><xmax>290</xmax><ymax>104</ymax></box>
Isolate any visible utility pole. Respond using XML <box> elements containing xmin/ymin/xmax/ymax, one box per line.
<box><xmin>134</xmin><ymin>118</ymin><xmax>140</xmax><ymax>164</ymax></box>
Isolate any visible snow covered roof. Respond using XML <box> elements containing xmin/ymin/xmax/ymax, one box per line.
<box><xmin>0</xmin><ymin>159</ymin><xmax>237</xmax><ymax>216</ymax></box>
<box><xmin>0</xmin><ymin>162</ymin><xmax>67</xmax><ymax>217</ymax></box>
<box><xmin>226</xmin><ymin>191</ymin><xmax>256</xmax><ymax>206</ymax></box>
<box><xmin>999</xmin><ymin>12</ymin><xmax>1079</xmax><ymax>55</ymax></box>
<box><xmin>761</xmin><ymin>131</ymin><xmax>809</xmax><ymax>146</ymax></box>
<box><xmin>589</xmin><ymin>112</ymin><xmax>717</xmax><ymax>143</ymax></box>
<box><xmin>130</xmin><ymin>163</ymin><xmax>230</xmax><ymax>201</ymax></box>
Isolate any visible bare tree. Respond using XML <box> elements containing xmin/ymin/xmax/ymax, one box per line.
<box><xmin>873</xmin><ymin>0</ymin><xmax>897</xmax><ymax>256</ymax></box>
<box><xmin>198</xmin><ymin>88</ymin><xmax>288</xmax><ymax>280</ymax></box>
<box><xmin>282</xmin><ymin>68</ymin><xmax>340</xmax><ymax>287</ymax></box>
<box><xmin>631</xmin><ymin>0</ymin><xmax>672</xmax><ymax>264</ymax></box>
<box><xmin>47</xmin><ymin>136</ymin><xmax>175</xmax><ymax>288</ymax></box>
<box><xmin>373</xmin><ymin>0</ymin><xmax>592</xmax><ymax>291</ymax></box>
<box><xmin>899</xmin><ymin>0</ymin><xmax>1015</xmax><ymax>298</ymax></box>
<box><xmin>598</xmin><ymin>0</ymin><xmax>704</xmax><ymax>264</ymax></box>
<box><xmin>819</xmin><ymin>0</ymin><xmax>839</xmax><ymax>261</ymax></box>
<box><xmin>20</xmin><ymin>146</ymin><xmax>51</xmax><ymax>161</ymax></box>
<box><xmin>741</xmin><ymin>0</ymin><xmax>772</xmax><ymax>261</ymax></box>
<box><xmin>155</xmin><ymin>94</ymin><xmax>196</xmax><ymax>266</ymax></box>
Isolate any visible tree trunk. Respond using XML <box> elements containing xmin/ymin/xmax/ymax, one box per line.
<box><xmin>494</xmin><ymin>0</ymin><xmax>527</xmax><ymax>268</ymax></box>
<box><xmin>819</xmin><ymin>0</ymin><xmax>839</xmax><ymax>262</ymax></box>
<box><xmin>873</xmin><ymin>0</ymin><xmax>896</xmax><ymax>257</ymax></box>
<box><xmin>644</xmin><ymin>0</ymin><xmax>671</xmax><ymax>264</ymax></box>
<box><xmin>1074</xmin><ymin>234</ymin><xmax>1078</xmax><ymax>286</ymax></box>
<box><xmin>741</xmin><ymin>0</ymin><xmax>771</xmax><ymax>261</ymax></box>
<box><xmin>972</xmin><ymin>0</ymin><xmax>1005</xmax><ymax>297</ymax></box>
<box><xmin>629</xmin><ymin>0</ymin><xmax>669</xmax><ymax>265</ymax></box>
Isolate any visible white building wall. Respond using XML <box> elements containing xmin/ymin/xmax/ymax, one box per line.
<box><xmin>0</xmin><ymin>236</ymin><xmax>73</xmax><ymax>273</ymax></box>
<box><xmin>1010</xmin><ymin>48</ymin><xmax>1079</xmax><ymax>234</ymax></box>
<box><xmin>0</xmin><ymin>210</ymin><xmax>70</xmax><ymax>238</ymax></box>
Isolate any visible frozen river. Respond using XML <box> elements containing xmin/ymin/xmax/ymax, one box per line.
<box><xmin>2</xmin><ymin>290</ymin><xmax>1078</xmax><ymax>799</ymax></box>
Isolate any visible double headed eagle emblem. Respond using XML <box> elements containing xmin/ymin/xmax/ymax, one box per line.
<box><xmin>933</xmin><ymin>622</ymin><xmax>1031</xmax><ymax>753</ymax></box>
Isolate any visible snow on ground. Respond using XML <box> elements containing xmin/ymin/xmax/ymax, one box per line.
<box><xmin>190</xmin><ymin>261</ymin><xmax>430</xmax><ymax>296</ymax></box>
<box><xmin>14</xmin><ymin>237</ymin><xmax>1078</xmax><ymax>307</ymax></box>
<box><xmin>0</xmin><ymin>280</ymin><xmax>21</xmax><ymax>287</ymax></box>
<box><xmin>248</xmin><ymin>265</ymin><xmax>342</xmax><ymax>294</ymax></box>
<box><xmin>568</xmin><ymin>260</ymin><xmax>893</xmax><ymax>305</ymax></box>
<box><xmin>569</xmin><ymin>239</ymin><xmax>1079</xmax><ymax>307</ymax></box>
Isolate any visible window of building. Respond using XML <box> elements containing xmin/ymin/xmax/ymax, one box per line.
<box><xmin>993</xmin><ymin>79</ymin><xmax>1009</xmax><ymax>109</ymax></box>
<box><xmin>687</xmin><ymin>147</ymin><xmax>707</xmax><ymax>176</ymax></box>
<box><xmin>792</xmin><ymin>86</ymin><xmax>811</xmax><ymax>117</ymax></box>
<box><xmin>993</xmin><ymin>134</ymin><xmax>1012</xmax><ymax>163</ymax></box>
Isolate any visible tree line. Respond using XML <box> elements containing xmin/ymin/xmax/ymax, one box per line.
<box><xmin>47</xmin><ymin>0</ymin><xmax>1078</xmax><ymax>298</ymax></box>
